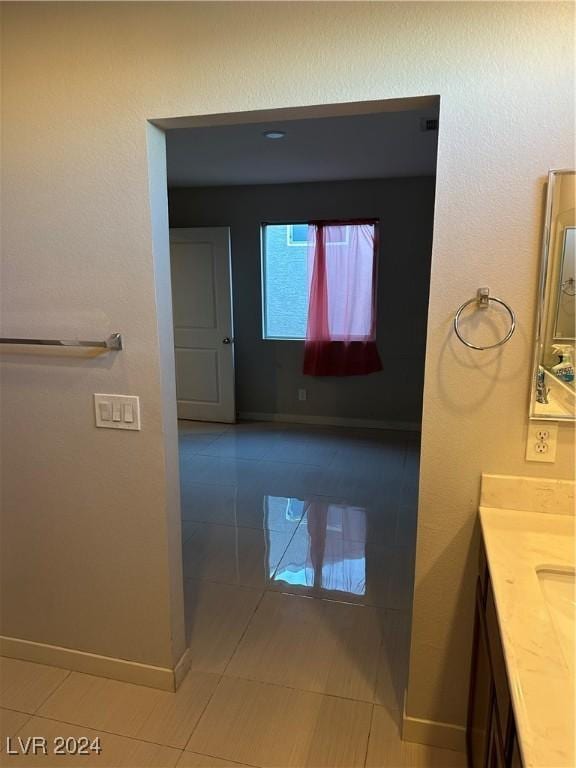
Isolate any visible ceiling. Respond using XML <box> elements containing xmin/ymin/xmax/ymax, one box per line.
<box><xmin>166</xmin><ymin>105</ymin><xmax>439</xmax><ymax>187</ymax></box>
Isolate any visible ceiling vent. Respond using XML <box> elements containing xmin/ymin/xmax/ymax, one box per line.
<box><xmin>420</xmin><ymin>118</ymin><xmax>439</xmax><ymax>132</ymax></box>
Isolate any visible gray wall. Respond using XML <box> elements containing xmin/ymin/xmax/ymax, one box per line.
<box><xmin>169</xmin><ymin>177</ymin><xmax>436</xmax><ymax>425</ymax></box>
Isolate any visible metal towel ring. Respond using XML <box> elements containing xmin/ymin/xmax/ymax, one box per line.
<box><xmin>454</xmin><ymin>287</ymin><xmax>516</xmax><ymax>351</ymax></box>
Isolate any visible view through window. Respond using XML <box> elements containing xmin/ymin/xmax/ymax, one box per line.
<box><xmin>262</xmin><ymin>224</ymin><xmax>309</xmax><ymax>339</ymax></box>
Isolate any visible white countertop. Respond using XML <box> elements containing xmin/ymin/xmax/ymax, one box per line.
<box><xmin>479</xmin><ymin>505</ymin><xmax>575</xmax><ymax>768</ymax></box>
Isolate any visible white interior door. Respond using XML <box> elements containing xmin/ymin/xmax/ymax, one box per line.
<box><xmin>170</xmin><ymin>227</ymin><xmax>235</xmax><ymax>423</ymax></box>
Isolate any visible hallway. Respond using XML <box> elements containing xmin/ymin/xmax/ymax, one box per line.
<box><xmin>0</xmin><ymin>422</ymin><xmax>467</xmax><ymax>767</ymax></box>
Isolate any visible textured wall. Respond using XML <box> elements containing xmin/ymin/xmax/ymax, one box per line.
<box><xmin>1</xmin><ymin>1</ymin><xmax>574</xmax><ymax>725</ymax></box>
<box><xmin>168</xmin><ymin>177</ymin><xmax>436</xmax><ymax>425</ymax></box>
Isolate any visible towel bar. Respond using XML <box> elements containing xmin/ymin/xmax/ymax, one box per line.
<box><xmin>0</xmin><ymin>333</ymin><xmax>123</xmax><ymax>350</ymax></box>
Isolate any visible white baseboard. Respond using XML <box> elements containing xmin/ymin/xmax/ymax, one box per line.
<box><xmin>239</xmin><ymin>411</ymin><xmax>420</xmax><ymax>432</ymax></box>
<box><xmin>0</xmin><ymin>635</ymin><xmax>190</xmax><ymax>692</ymax></box>
<box><xmin>402</xmin><ymin>692</ymin><xmax>467</xmax><ymax>752</ymax></box>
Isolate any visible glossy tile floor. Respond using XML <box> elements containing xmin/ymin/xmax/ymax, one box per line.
<box><xmin>0</xmin><ymin>421</ymin><xmax>467</xmax><ymax>767</ymax></box>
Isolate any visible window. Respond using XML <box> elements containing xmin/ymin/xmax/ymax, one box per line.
<box><xmin>262</xmin><ymin>224</ymin><xmax>309</xmax><ymax>339</ymax></box>
<box><xmin>261</xmin><ymin>221</ymin><xmax>377</xmax><ymax>342</ymax></box>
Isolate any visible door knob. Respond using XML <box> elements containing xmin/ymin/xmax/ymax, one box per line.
<box><xmin>222</xmin><ymin>337</ymin><xmax>232</xmax><ymax>344</ymax></box>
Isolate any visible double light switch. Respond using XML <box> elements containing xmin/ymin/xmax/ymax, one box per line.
<box><xmin>94</xmin><ymin>394</ymin><xmax>141</xmax><ymax>430</ymax></box>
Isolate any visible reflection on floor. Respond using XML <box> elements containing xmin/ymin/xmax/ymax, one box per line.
<box><xmin>0</xmin><ymin>421</ymin><xmax>467</xmax><ymax>768</ymax></box>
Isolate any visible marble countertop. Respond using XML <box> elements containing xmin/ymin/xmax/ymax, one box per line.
<box><xmin>479</xmin><ymin>504</ymin><xmax>575</xmax><ymax>768</ymax></box>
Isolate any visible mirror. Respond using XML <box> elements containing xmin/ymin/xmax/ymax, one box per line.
<box><xmin>530</xmin><ymin>170</ymin><xmax>576</xmax><ymax>421</ymax></box>
<box><xmin>554</xmin><ymin>227</ymin><xmax>575</xmax><ymax>339</ymax></box>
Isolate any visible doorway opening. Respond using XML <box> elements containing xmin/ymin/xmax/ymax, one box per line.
<box><xmin>156</xmin><ymin>96</ymin><xmax>440</xmax><ymax>743</ymax></box>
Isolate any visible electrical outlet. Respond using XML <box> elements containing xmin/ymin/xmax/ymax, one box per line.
<box><xmin>298</xmin><ymin>388</ymin><xmax>307</xmax><ymax>401</ymax></box>
<box><xmin>526</xmin><ymin>421</ymin><xmax>558</xmax><ymax>462</ymax></box>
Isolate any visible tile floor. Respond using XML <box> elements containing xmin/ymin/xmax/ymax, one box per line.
<box><xmin>0</xmin><ymin>421</ymin><xmax>467</xmax><ymax>767</ymax></box>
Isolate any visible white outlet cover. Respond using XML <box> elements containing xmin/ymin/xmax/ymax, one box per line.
<box><xmin>94</xmin><ymin>394</ymin><xmax>141</xmax><ymax>431</ymax></box>
<box><xmin>526</xmin><ymin>421</ymin><xmax>558</xmax><ymax>462</ymax></box>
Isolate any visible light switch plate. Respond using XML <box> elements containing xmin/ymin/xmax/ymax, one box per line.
<box><xmin>94</xmin><ymin>394</ymin><xmax>141</xmax><ymax>430</ymax></box>
<box><xmin>525</xmin><ymin>421</ymin><xmax>558</xmax><ymax>462</ymax></box>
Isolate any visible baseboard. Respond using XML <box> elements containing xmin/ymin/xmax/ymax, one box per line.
<box><xmin>402</xmin><ymin>692</ymin><xmax>467</xmax><ymax>752</ymax></box>
<box><xmin>0</xmin><ymin>635</ymin><xmax>190</xmax><ymax>692</ymax></box>
<box><xmin>173</xmin><ymin>646</ymin><xmax>192</xmax><ymax>689</ymax></box>
<box><xmin>239</xmin><ymin>411</ymin><xmax>421</xmax><ymax>432</ymax></box>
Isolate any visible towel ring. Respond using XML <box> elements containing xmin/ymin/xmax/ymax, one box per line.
<box><xmin>454</xmin><ymin>288</ymin><xmax>516</xmax><ymax>351</ymax></box>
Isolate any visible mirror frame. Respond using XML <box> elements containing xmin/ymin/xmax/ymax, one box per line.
<box><xmin>529</xmin><ymin>169</ymin><xmax>576</xmax><ymax>422</ymax></box>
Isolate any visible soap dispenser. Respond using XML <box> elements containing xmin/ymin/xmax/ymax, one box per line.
<box><xmin>551</xmin><ymin>344</ymin><xmax>575</xmax><ymax>383</ymax></box>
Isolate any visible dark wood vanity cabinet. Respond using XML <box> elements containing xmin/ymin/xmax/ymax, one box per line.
<box><xmin>467</xmin><ymin>541</ymin><xmax>523</xmax><ymax>768</ymax></box>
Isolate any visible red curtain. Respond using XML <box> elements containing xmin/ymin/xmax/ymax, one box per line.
<box><xmin>303</xmin><ymin>221</ymin><xmax>382</xmax><ymax>376</ymax></box>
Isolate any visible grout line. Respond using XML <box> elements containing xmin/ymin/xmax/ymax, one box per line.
<box><xmin>263</xmin><ymin>582</ymin><xmax>412</xmax><ymax>613</ymax></box>
<box><xmin>218</xmin><ymin>669</ymin><xmax>386</xmax><ymax>708</ymax></box>
<box><xmin>31</xmin><ymin>669</ymin><xmax>72</xmax><ymax>715</ymax></box>
<box><xmin>18</xmin><ymin>712</ymin><xmax>187</xmax><ymax>753</ymax></box>
<box><xmin>182</xmin><ymin>574</ymin><xmax>285</xmax><ymax>592</ymax></box>
<box><xmin>180</xmin><ymin>517</ymin><xmax>304</xmax><ymax>536</ymax></box>
<box><xmin>181</xmin><ymin>524</ymin><xmax>201</xmax><ymax>545</ymax></box>
<box><xmin>371</xmin><ymin>630</ymin><xmax>388</xmax><ymax>710</ymax></box>
<box><xmin>179</xmin><ymin>435</ymin><xmax>222</xmax><ymax>452</ymax></box>
<box><xmin>182</xmin><ymin>674</ymin><xmax>228</xmax><ymax>753</ymax></box>
<box><xmin>182</xmin><ymin>576</ymin><xmax>262</xmax><ymax>595</ymax></box>
<box><xmin>181</xmin><ymin>748</ymin><xmax>262</xmax><ymax>768</ymax></box>
<box><xmin>0</xmin><ymin>706</ymin><xmax>35</xmax><ymax>717</ymax></box>
<box><xmin>217</xmin><ymin>587</ymin><xmax>269</xmax><ymax>679</ymax></box>
<box><xmin>268</xmin><ymin>590</ymin><xmax>376</xmax><ymax>609</ymax></box>
<box><xmin>0</xmin><ymin>705</ymin><xmax>33</xmax><ymax>745</ymax></box>
<box><xmin>5</xmin><ymin>711</ymin><xmax>33</xmax><ymax>749</ymax></box>
<box><xmin>363</xmin><ymin>703</ymin><xmax>376</xmax><ymax>767</ymax></box>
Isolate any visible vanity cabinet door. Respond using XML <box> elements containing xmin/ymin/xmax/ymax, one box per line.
<box><xmin>485</xmin><ymin>584</ymin><xmax>512</xmax><ymax>747</ymax></box>
<box><xmin>468</xmin><ymin>581</ymin><xmax>493</xmax><ymax>768</ymax></box>
<box><xmin>488</xmin><ymin>714</ymin><xmax>506</xmax><ymax>768</ymax></box>
<box><xmin>469</xmin><ymin>538</ymin><xmax>524</xmax><ymax>768</ymax></box>
<box><xmin>510</xmin><ymin>732</ymin><xmax>523</xmax><ymax>768</ymax></box>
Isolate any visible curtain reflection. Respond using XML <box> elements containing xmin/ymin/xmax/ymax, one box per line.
<box><xmin>272</xmin><ymin>499</ymin><xmax>367</xmax><ymax>596</ymax></box>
